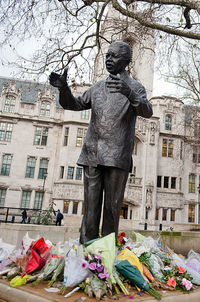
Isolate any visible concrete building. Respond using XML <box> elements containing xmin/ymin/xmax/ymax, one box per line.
<box><xmin>0</xmin><ymin>76</ymin><xmax>200</xmax><ymax>230</ymax></box>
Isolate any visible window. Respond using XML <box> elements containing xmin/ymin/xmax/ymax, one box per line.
<box><xmin>0</xmin><ymin>122</ymin><xmax>13</xmax><ymax>142</ymax></box>
<box><xmin>64</xmin><ymin>200</ymin><xmax>70</xmax><ymax>213</ymax></box>
<box><xmin>63</xmin><ymin>128</ymin><xmax>69</xmax><ymax>146</ymax></box>
<box><xmin>165</xmin><ymin>114</ymin><xmax>172</xmax><ymax>130</ymax></box>
<box><xmin>1</xmin><ymin>154</ymin><xmax>12</xmax><ymax>176</ymax></box>
<box><xmin>145</xmin><ymin>207</ymin><xmax>148</xmax><ymax>220</ymax></box>
<box><xmin>33</xmin><ymin>192</ymin><xmax>44</xmax><ymax>209</ymax></box>
<box><xmin>34</xmin><ymin>127</ymin><xmax>48</xmax><ymax>146</ymax></box>
<box><xmin>4</xmin><ymin>96</ymin><xmax>15</xmax><ymax>113</ymax></box>
<box><xmin>162</xmin><ymin>139</ymin><xmax>173</xmax><ymax>157</ymax></box>
<box><xmin>188</xmin><ymin>204</ymin><xmax>195</xmax><ymax>223</ymax></box>
<box><xmin>162</xmin><ymin>208</ymin><xmax>167</xmax><ymax>221</ymax></box>
<box><xmin>171</xmin><ymin>209</ymin><xmax>175</xmax><ymax>221</ymax></box>
<box><xmin>0</xmin><ymin>189</ymin><xmax>6</xmax><ymax>206</ymax></box>
<box><xmin>193</xmin><ymin>145</ymin><xmax>200</xmax><ymax>164</ymax></box>
<box><xmin>155</xmin><ymin>208</ymin><xmax>159</xmax><ymax>220</ymax></box>
<box><xmin>40</xmin><ymin>102</ymin><xmax>50</xmax><ymax>117</ymax></box>
<box><xmin>157</xmin><ymin>176</ymin><xmax>162</xmax><ymax>188</ymax></box>
<box><xmin>81</xmin><ymin>110</ymin><xmax>89</xmax><ymax>119</ymax></box>
<box><xmin>60</xmin><ymin>166</ymin><xmax>64</xmax><ymax>179</ymax></box>
<box><xmin>129</xmin><ymin>210</ymin><xmax>132</xmax><ymax>220</ymax></box>
<box><xmin>189</xmin><ymin>174</ymin><xmax>195</xmax><ymax>193</ymax></box>
<box><xmin>67</xmin><ymin>167</ymin><xmax>74</xmax><ymax>179</ymax></box>
<box><xmin>21</xmin><ymin>191</ymin><xmax>31</xmax><ymax>208</ymax></box>
<box><xmin>72</xmin><ymin>201</ymin><xmax>79</xmax><ymax>214</ymax></box>
<box><xmin>164</xmin><ymin>176</ymin><xmax>169</xmax><ymax>188</ymax></box>
<box><xmin>76</xmin><ymin>128</ymin><xmax>87</xmax><ymax>147</ymax></box>
<box><xmin>194</xmin><ymin>122</ymin><xmax>200</xmax><ymax>137</ymax></box>
<box><xmin>25</xmin><ymin>157</ymin><xmax>36</xmax><ymax>178</ymax></box>
<box><xmin>171</xmin><ymin>177</ymin><xmax>176</xmax><ymax>189</ymax></box>
<box><xmin>75</xmin><ymin>167</ymin><xmax>83</xmax><ymax>180</ymax></box>
<box><xmin>38</xmin><ymin>158</ymin><xmax>48</xmax><ymax>179</ymax></box>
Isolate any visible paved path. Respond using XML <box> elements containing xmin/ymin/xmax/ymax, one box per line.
<box><xmin>1</xmin><ymin>280</ymin><xmax>200</xmax><ymax>302</ymax></box>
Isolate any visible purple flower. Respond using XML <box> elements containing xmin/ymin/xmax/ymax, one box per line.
<box><xmin>122</xmin><ymin>294</ymin><xmax>126</xmax><ymax>297</ymax></box>
<box><xmin>129</xmin><ymin>296</ymin><xmax>134</xmax><ymax>299</ymax></box>
<box><xmin>94</xmin><ymin>254</ymin><xmax>102</xmax><ymax>261</ymax></box>
<box><xmin>98</xmin><ymin>269</ymin><xmax>110</xmax><ymax>280</ymax></box>
<box><xmin>138</xmin><ymin>291</ymin><xmax>142</xmax><ymax>296</ymax></box>
<box><xmin>89</xmin><ymin>262</ymin><xmax>96</xmax><ymax>270</ymax></box>
<box><xmin>96</xmin><ymin>264</ymin><xmax>104</xmax><ymax>273</ymax></box>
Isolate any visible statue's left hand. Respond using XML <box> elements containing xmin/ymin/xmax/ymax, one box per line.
<box><xmin>106</xmin><ymin>74</ymin><xmax>131</xmax><ymax>97</ymax></box>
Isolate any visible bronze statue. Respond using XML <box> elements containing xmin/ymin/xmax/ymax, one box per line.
<box><xmin>49</xmin><ymin>41</ymin><xmax>153</xmax><ymax>244</ymax></box>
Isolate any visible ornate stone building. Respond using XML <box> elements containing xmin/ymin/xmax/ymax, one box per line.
<box><xmin>0</xmin><ymin>76</ymin><xmax>200</xmax><ymax>230</ymax></box>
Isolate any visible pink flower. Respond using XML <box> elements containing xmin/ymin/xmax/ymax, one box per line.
<box><xmin>81</xmin><ymin>262</ymin><xmax>87</xmax><ymax>269</ymax></box>
<box><xmin>179</xmin><ymin>266</ymin><xmax>185</xmax><ymax>274</ymax></box>
<box><xmin>167</xmin><ymin>278</ymin><xmax>176</xmax><ymax>288</ymax></box>
<box><xmin>98</xmin><ymin>269</ymin><xmax>110</xmax><ymax>280</ymax></box>
<box><xmin>182</xmin><ymin>278</ymin><xmax>193</xmax><ymax>291</ymax></box>
<box><xmin>89</xmin><ymin>262</ymin><xmax>96</xmax><ymax>270</ymax></box>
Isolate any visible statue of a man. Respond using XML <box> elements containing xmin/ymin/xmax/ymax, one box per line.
<box><xmin>49</xmin><ymin>41</ymin><xmax>153</xmax><ymax>244</ymax></box>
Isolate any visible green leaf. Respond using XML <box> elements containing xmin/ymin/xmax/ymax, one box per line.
<box><xmin>180</xmin><ymin>18</ymin><xmax>183</xmax><ymax>23</ymax></box>
<box><xmin>166</xmin><ymin>17</ymin><xmax>170</xmax><ymax>22</ymax></box>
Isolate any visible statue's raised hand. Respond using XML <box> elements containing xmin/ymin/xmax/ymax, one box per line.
<box><xmin>49</xmin><ymin>68</ymin><xmax>69</xmax><ymax>89</ymax></box>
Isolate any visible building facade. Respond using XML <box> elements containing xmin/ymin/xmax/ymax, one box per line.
<box><xmin>0</xmin><ymin>77</ymin><xmax>200</xmax><ymax>230</ymax></box>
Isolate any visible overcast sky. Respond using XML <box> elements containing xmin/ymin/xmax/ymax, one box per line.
<box><xmin>0</xmin><ymin>39</ymin><xmax>178</xmax><ymax>98</ymax></box>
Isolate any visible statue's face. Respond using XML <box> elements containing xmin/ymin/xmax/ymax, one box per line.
<box><xmin>105</xmin><ymin>43</ymin><xmax>129</xmax><ymax>75</ymax></box>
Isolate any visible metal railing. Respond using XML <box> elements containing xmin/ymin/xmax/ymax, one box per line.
<box><xmin>0</xmin><ymin>207</ymin><xmax>53</xmax><ymax>224</ymax></box>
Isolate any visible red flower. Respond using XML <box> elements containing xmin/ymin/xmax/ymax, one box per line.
<box><xmin>179</xmin><ymin>266</ymin><xmax>185</xmax><ymax>274</ymax></box>
<box><xmin>167</xmin><ymin>278</ymin><xmax>176</xmax><ymax>288</ymax></box>
<box><xmin>120</xmin><ymin>232</ymin><xmax>126</xmax><ymax>237</ymax></box>
<box><xmin>126</xmin><ymin>246</ymin><xmax>131</xmax><ymax>250</ymax></box>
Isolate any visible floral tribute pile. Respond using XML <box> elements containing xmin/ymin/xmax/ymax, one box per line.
<box><xmin>1</xmin><ymin>231</ymin><xmax>200</xmax><ymax>300</ymax></box>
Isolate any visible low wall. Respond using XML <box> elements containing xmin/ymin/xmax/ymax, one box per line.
<box><xmin>1</xmin><ymin>223</ymin><xmax>200</xmax><ymax>256</ymax></box>
<box><xmin>0</xmin><ymin>223</ymin><xmax>80</xmax><ymax>248</ymax></box>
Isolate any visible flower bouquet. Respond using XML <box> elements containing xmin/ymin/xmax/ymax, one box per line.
<box><xmin>162</xmin><ymin>266</ymin><xmax>194</xmax><ymax>292</ymax></box>
<box><xmin>79</xmin><ymin>253</ymin><xmax>111</xmax><ymax>299</ymax></box>
<box><xmin>116</xmin><ymin>260</ymin><xmax>162</xmax><ymax>300</ymax></box>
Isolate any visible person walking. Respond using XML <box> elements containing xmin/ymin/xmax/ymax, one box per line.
<box><xmin>21</xmin><ymin>209</ymin><xmax>27</xmax><ymax>224</ymax></box>
<box><xmin>56</xmin><ymin>209</ymin><xmax>63</xmax><ymax>226</ymax></box>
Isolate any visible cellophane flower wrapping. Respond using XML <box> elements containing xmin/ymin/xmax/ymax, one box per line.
<box><xmin>85</xmin><ymin>233</ymin><xmax>115</xmax><ymax>283</ymax></box>
<box><xmin>63</xmin><ymin>249</ymin><xmax>90</xmax><ymax>287</ymax></box>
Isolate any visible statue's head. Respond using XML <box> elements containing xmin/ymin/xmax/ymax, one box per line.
<box><xmin>105</xmin><ymin>41</ymin><xmax>132</xmax><ymax>75</ymax></box>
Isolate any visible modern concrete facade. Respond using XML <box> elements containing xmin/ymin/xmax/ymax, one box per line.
<box><xmin>0</xmin><ymin>76</ymin><xmax>200</xmax><ymax>230</ymax></box>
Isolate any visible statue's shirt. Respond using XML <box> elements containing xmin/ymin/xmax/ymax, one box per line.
<box><xmin>59</xmin><ymin>71</ymin><xmax>153</xmax><ymax>172</ymax></box>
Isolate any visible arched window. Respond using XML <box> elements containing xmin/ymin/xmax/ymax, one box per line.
<box><xmin>165</xmin><ymin>114</ymin><xmax>172</xmax><ymax>130</ymax></box>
